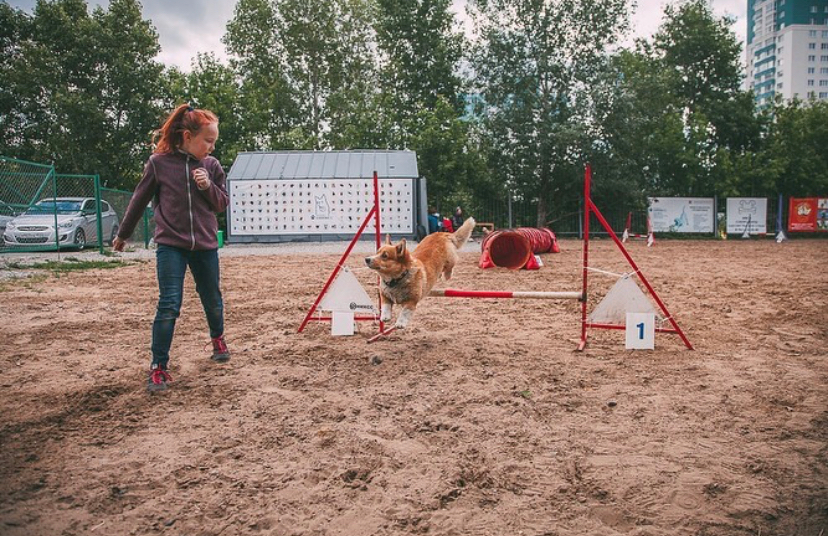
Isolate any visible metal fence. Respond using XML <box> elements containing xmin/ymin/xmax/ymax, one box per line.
<box><xmin>0</xmin><ymin>156</ymin><xmax>153</xmax><ymax>253</ymax></box>
<box><xmin>442</xmin><ymin>193</ymin><xmax>789</xmax><ymax>239</ymax></box>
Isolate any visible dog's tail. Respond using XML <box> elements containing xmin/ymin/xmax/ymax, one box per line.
<box><xmin>451</xmin><ymin>217</ymin><xmax>476</xmax><ymax>248</ymax></box>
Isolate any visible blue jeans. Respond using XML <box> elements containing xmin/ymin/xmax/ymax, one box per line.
<box><xmin>151</xmin><ymin>244</ymin><xmax>224</xmax><ymax>367</ymax></box>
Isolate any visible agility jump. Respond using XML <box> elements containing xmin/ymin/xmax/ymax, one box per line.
<box><xmin>299</xmin><ymin>166</ymin><xmax>692</xmax><ymax>350</ymax></box>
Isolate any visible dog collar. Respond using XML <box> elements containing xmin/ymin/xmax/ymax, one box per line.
<box><xmin>385</xmin><ymin>270</ymin><xmax>410</xmax><ymax>288</ymax></box>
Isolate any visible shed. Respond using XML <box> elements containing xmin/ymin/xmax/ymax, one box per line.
<box><xmin>226</xmin><ymin>150</ymin><xmax>428</xmax><ymax>243</ymax></box>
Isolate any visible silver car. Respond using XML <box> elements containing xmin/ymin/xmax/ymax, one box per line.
<box><xmin>0</xmin><ymin>200</ymin><xmax>19</xmax><ymax>246</ymax></box>
<box><xmin>3</xmin><ymin>197</ymin><xmax>119</xmax><ymax>250</ymax></box>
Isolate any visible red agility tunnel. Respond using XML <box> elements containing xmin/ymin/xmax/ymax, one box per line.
<box><xmin>480</xmin><ymin>227</ymin><xmax>560</xmax><ymax>269</ymax></box>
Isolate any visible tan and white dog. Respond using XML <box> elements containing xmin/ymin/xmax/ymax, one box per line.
<box><xmin>365</xmin><ymin>217</ymin><xmax>475</xmax><ymax>328</ymax></box>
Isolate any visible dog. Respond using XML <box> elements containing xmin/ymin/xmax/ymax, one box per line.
<box><xmin>365</xmin><ymin>217</ymin><xmax>475</xmax><ymax>328</ymax></box>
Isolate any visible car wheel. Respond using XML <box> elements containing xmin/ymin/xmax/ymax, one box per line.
<box><xmin>74</xmin><ymin>228</ymin><xmax>86</xmax><ymax>250</ymax></box>
<box><xmin>109</xmin><ymin>224</ymin><xmax>119</xmax><ymax>246</ymax></box>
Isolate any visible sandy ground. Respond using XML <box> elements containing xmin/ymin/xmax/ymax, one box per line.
<box><xmin>0</xmin><ymin>238</ymin><xmax>826</xmax><ymax>536</ymax></box>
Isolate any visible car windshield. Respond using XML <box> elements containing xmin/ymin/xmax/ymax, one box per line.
<box><xmin>26</xmin><ymin>200</ymin><xmax>83</xmax><ymax>215</ymax></box>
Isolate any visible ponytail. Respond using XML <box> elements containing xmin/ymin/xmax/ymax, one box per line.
<box><xmin>153</xmin><ymin>103</ymin><xmax>219</xmax><ymax>154</ymax></box>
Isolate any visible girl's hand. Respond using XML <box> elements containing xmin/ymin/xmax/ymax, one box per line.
<box><xmin>112</xmin><ymin>237</ymin><xmax>126</xmax><ymax>252</ymax></box>
<box><xmin>192</xmin><ymin>168</ymin><xmax>210</xmax><ymax>190</ymax></box>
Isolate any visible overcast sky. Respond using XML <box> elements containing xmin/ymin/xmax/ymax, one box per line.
<box><xmin>8</xmin><ymin>0</ymin><xmax>748</xmax><ymax>72</ymax></box>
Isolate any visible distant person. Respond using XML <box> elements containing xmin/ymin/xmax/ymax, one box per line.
<box><xmin>442</xmin><ymin>216</ymin><xmax>454</xmax><ymax>233</ymax></box>
<box><xmin>428</xmin><ymin>207</ymin><xmax>443</xmax><ymax>234</ymax></box>
<box><xmin>113</xmin><ymin>103</ymin><xmax>231</xmax><ymax>392</ymax></box>
<box><xmin>452</xmin><ymin>206</ymin><xmax>464</xmax><ymax>231</ymax></box>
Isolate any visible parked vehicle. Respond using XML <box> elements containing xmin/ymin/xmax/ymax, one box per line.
<box><xmin>0</xmin><ymin>200</ymin><xmax>19</xmax><ymax>246</ymax></box>
<box><xmin>2</xmin><ymin>197</ymin><xmax>119</xmax><ymax>250</ymax></box>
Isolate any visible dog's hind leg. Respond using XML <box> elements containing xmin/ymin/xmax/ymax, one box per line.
<box><xmin>442</xmin><ymin>251</ymin><xmax>458</xmax><ymax>281</ymax></box>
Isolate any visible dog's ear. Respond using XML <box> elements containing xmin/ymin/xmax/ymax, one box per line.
<box><xmin>396</xmin><ymin>238</ymin><xmax>407</xmax><ymax>257</ymax></box>
<box><xmin>385</xmin><ymin>234</ymin><xmax>392</xmax><ymax>245</ymax></box>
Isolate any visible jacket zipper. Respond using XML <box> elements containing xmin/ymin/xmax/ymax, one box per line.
<box><xmin>185</xmin><ymin>156</ymin><xmax>196</xmax><ymax>250</ymax></box>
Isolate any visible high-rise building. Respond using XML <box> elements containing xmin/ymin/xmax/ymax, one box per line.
<box><xmin>746</xmin><ymin>0</ymin><xmax>828</xmax><ymax>106</ymax></box>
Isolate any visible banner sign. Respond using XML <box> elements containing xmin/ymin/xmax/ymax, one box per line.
<box><xmin>648</xmin><ymin>197</ymin><xmax>715</xmax><ymax>233</ymax></box>
<box><xmin>726</xmin><ymin>198</ymin><xmax>767</xmax><ymax>234</ymax></box>
<box><xmin>788</xmin><ymin>197</ymin><xmax>828</xmax><ymax>232</ymax></box>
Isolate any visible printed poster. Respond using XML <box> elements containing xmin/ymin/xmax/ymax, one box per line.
<box><xmin>726</xmin><ymin>198</ymin><xmax>767</xmax><ymax>234</ymax></box>
<box><xmin>788</xmin><ymin>197</ymin><xmax>828</xmax><ymax>232</ymax></box>
<box><xmin>648</xmin><ymin>197</ymin><xmax>715</xmax><ymax>233</ymax></box>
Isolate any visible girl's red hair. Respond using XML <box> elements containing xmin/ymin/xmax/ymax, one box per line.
<box><xmin>153</xmin><ymin>103</ymin><xmax>218</xmax><ymax>154</ymax></box>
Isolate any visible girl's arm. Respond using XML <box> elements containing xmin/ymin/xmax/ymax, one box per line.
<box><xmin>198</xmin><ymin>159</ymin><xmax>229</xmax><ymax>213</ymax></box>
<box><xmin>117</xmin><ymin>157</ymin><xmax>159</xmax><ymax>241</ymax></box>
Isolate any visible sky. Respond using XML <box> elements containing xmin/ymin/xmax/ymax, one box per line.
<box><xmin>8</xmin><ymin>0</ymin><xmax>748</xmax><ymax>72</ymax></box>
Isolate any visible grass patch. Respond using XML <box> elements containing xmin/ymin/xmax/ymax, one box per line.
<box><xmin>37</xmin><ymin>259</ymin><xmax>125</xmax><ymax>272</ymax></box>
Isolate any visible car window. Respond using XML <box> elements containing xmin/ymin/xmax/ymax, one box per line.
<box><xmin>28</xmin><ymin>200</ymin><xmax>83</xmax><ymax>214</ymax></box>
<box><xmin>82</xmin><ymin>200</ymin><xmax>96</xmax><ymax>212</ymax></box>
<box><xmin>101</xmin><ymin>202</ymin><xmax>111</xmax><ymax>212</ymax></box>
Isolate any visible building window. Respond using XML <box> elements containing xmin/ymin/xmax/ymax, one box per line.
<box><xmin>821</xmin><ymin>67</ymin><xmax>828</xmax><ymax>74</ymax></box>
<box><xmin>819</xmin><ymin>92</ymin><xmax>828</xmax><ymax>98</ymax></box>
<box><xmin>811</xmin><ymin>30</ymin><xmax>818</xmax><ymax>36</ymax></box>
<box><xmin>823</xmin><ymin>31</ymin><xmax>828</xmax><ymax>38</ymax></box>
<box><xmin>809</xmin><ymin>55</ymin><xmax>817</xmax><ymax>61</ymax></box>
<box><xmin>809</xmin><ymin>67</ymin><xmax>816</xmax><ymax>73</ymax></box>
<box><xmin>811</xmin><ymin>5</ymin><xmax>818</xmax><ymax>13</ymax></box>
<box><xmin>823</xmin><ymin>55</ymin><xmax>828</xmax><ymax>61</ymax></box>
<box><xmin>779</xmin><ymin>47</ymin><xmax>784</xmax><ymax>53</ymax></box>
<box><xmin>809</xmin><ymin>43</ymin><xmax>816</xmax><ymax>49</ymax></box>
<box><xmin>820</xmin><ymin>80</ymin><xmax>828</xmax><ymax>86</ymax></box>
<box><xmin>779</xmin><ymin>11</ymin><xmax>785</xmax><ymax>18</ymax></box>
<box><xmin>822</xmin><ymin>43</ymin><xmax>828</xmax><ymax>49</ymax></box>
<box><xmin>808</xmin><ymin>80</ymin><xmax>815</xmax><ymax>86</ymax></box>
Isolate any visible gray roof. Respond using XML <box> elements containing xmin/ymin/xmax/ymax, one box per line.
<box><xmin>227</xmin><ymin>150</ymin><xmax>419</xmax><ymax>181</ymax></box>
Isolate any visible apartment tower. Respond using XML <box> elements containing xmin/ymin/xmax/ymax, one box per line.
<box><xmin>747</xmin><ymin>0</ymin><xmax>828</xmax><ymax>105</ymax></box>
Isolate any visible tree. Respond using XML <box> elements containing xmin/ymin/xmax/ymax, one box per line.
<box><xmin>470</xmin><ymin>0</ymin><xmax>631</xmax><ymax>226</ymax></box>
<box><xmin>0</xmin><ymin>0</ymin><xmax>166</xmax><ymax>190</ymax></box>
<box><xmin>224</xmin><ymin>0</ymin><xmax>299</xmax><ymax>149</ymax></box>
<box><xmin>764</xmin><ymin>98</ymin><xmax>828</xmax><ymax>197</ymax></box>
<box><xmin>631</xmin><ymin>0</ymin><xmax>763</xmax><ymax>197</ymax></box>
<box><xmin>375</xmin><ymin>0</ymin><xmax>464</xmax><ymax>145</ymax></box>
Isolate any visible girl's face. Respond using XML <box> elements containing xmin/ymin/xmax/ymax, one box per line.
<box><xmin>182</xmin><ymin>122</ymin><xmax>219</xmax><ymax>160</ymax></box>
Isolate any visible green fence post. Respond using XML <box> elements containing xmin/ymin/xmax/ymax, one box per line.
<box><xmin>50</xmin><ymin>167</ymin><xmax>59</xmax><ymax>253</ymax></box>
<box><xmin>95</xmin><ymin>174</ymin><xmax>104</xmax><ymax>254</ymax></box>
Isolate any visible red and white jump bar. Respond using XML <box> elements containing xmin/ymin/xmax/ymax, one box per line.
<box><xmin>430</xmin><ymin>289</ymin><xmax>583</xmax><ymax>300</ymax></box>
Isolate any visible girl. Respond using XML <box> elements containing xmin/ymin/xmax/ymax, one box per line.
<box><xmin>114</xmin><ymin>104</ymin><xmax>230</xmax><ymax>392</ymax></box>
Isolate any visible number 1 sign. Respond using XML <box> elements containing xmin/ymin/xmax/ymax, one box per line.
<box><xmin>625</xmin><ymin>312</ymin><xmax>655</xmax><ymax>350</ymax></box>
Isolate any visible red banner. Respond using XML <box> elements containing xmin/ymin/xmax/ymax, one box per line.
<box><xmin>788</xmin><ymin>197</ymin><xmax>828</xmax><ymax>232</ymax></box>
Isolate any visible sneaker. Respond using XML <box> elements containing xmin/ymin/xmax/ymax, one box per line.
<box><xmin>210</xmin><ymin>336</ymin><xmax>231</xmax><ymax>363</ymax></box>
<box><xmin>147</xmin><ymin>364</ymin><xmax>172</xmax><ymax>392</ymax></box>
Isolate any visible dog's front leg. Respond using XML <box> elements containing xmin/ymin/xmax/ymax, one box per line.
<box><xmin>395</xmin><ymin>305</ymin><xmax>415</xmax><ymax>329</ymax></box>
<box><xmin>380</xmin><ymin>295</ymin><xmax>393</xmax><ymax>323</ymax></box>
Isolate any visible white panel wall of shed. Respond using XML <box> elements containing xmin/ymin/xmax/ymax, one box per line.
<box><xmin>226</xmin><ymin>151</ymin><xmax>428</xmax><ymax>243</ymax></box>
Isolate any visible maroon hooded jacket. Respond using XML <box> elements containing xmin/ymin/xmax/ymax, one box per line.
<box><xmin>118</xmin><ymin>151</ymin><xmax>228</xmax><ymax>251</ymax></box>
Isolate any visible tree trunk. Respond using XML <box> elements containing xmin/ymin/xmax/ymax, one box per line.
<box><xmin>536</xmin><ymin>196</ymin><xmax>548</xmax><ymax>228</ymax></box>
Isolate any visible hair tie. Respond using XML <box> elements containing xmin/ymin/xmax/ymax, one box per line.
<box><xmin>186</xmin><ymin>105</ymin><xmax>194</xmax><ymax>112</ymax></box>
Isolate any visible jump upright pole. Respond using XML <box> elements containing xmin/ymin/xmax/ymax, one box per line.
<box><xmin>577</xmin><ymin>164</ymin><xmax>693</xmax><ymax>351</ymax></box>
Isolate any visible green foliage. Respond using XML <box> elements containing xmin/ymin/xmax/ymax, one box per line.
<box><xmin>0</xmin><ymin>0</ymin><xmax>165</xmax><ymax>191</ymax></box>
<box><xmin>470</xmin><ymin>0</ymin><xmax>631</xmax><ymax>225</ymax></box>
<box><xmin>1</xmin><ymin>0</ymin><xmax>825</xmax><ymax>219</ymax></box>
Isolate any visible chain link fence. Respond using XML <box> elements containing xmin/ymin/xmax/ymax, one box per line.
<box><xmin>1</xmin><ymin>156</ymin><xmax>153</xmax><ymax>253</ymax></box>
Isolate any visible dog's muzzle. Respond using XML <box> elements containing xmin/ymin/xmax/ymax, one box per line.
<box><xmin>364</xmin><ymin>257</ymin><xmax>373</xmax><ymax>267</ymax></box>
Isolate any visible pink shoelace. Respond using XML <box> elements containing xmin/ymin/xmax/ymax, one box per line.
<box><xmin>150</xmin><ymin>368</ymin><xmax>172</xmax><ymax>385</ymax></box>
